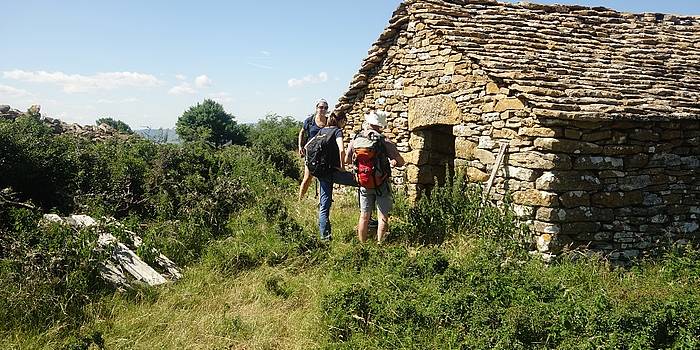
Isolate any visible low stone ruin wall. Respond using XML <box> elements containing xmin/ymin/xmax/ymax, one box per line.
<box><xmin>0</xmin><ymin>104</ymin><xmax>131</xmax><ymax>142</ymax></box>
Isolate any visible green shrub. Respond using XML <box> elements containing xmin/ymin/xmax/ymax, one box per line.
<box><xmin>0</xmin><ymin>116</ymin><xmax>80</xmax><ymax>212</ymax></box>
<box><xmin>391</xmin><ymin>171</ymin><xmax>528</xmax><ymax>247</ymax></box>
<box><xmin>0</xmin><ymin>207</ymin><xmax>109</xmax><ymax>332</ymax></box>
<box><xmin>321</xmin><ymin>240</ymin><xmax>700</xmax><ymax>349</ymax></box>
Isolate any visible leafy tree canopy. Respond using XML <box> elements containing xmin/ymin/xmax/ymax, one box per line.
<box><xmin>96</xmin><ymin>117</ymin><xmax>133</xmax><ymax>134</ymax></box>
<box><xmin>248</xmin><ymin>113</ymin><xmax>301</xmax><ymax>151</ymax></box>
<box><xmin>176</xmin><ymin>99</ymin><xmax>247</xmax><ymax>147</ymax></box>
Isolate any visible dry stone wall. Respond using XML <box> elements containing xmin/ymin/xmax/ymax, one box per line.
<box><xmin>0</xmin><ymin>104</ymin><xmax>131</xmax><ymax>142</ymax></box>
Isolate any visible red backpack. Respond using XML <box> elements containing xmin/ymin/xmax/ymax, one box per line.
<box><xmin>353</xmin><ymin>130</ymin><xmax>390</xmax><ymax>189</ymax></box>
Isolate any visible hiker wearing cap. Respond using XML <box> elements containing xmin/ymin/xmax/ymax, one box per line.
<box><xmin>345</xmin><ymin>111</ymin><xmax>404</xmax><ymax>244</ymax></box>
<box><xmin>300</xmin><ymin>112</ymin><xmax>356</xmax><ymax>240</ymax></box>
<box><xmin>298</xmin><ymin>98</ymin><xmax>329</xmax><ymax>157</ymax></box>
<box><xmin>297</xmin><ymin>99</ymin><xmax>328</xmax><ymax>203</ymax></box>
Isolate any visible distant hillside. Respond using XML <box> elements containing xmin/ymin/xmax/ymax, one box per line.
<box><xmin>135</xmin><ymin>128</ymin><xmax>180</xmax><ymax>144</ymax></box>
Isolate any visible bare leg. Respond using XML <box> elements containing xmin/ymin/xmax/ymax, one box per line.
<box><xmin>298</xmin><ymin>166</ymin><xmax>312</xmax><ymax>200</ymax></box>
<box><xmin>358</xmin><ymin>211</ymin><xmax>371</xmax><ymax>243</ymax></box>
<box><xmin>377</xmin><ymin>211</ymin><xmax>390</xmax><ymax>244</ymax></box>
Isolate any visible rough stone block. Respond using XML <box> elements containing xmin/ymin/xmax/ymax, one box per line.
<box><xmin>564</xmin><ymin>129</ymin><xmax>583</xmax><ymax>140</ymax></box>
<box><xmin>624</xmin><ymin>154</ymin><xmax>649</xmax><ymax>169</ymax></box>
<box><xmin>616</xmin><ymin>175</ymin><xmax>652</xmax><ymax>191</ymax></box>
<box><xmin>573</xmin><ymin>156</ymin><xmax>623</xmax><ymax>170</ymax></box>
<box><xmin>534</xmin><ymin>138</ymin><xmax>601</xmax><ymax>154</ymax></box>
<box><xmin>649</xmin><ymin>153</ymin><xmax>682</xmax><ymax>167</ymax></box>
<box><xmin>590</xmin><ymin>191</ymin><xmax>644</xmax><ymax>208</ymax></box>
<box><xmin>537</xmin><ymin>207</ymin><xmax>614</xmax><ymax>222</ymax></box>
<box><xmin>506</xmin><ymin>166</ymin><xmax>537</xmax><ymax>181</ymax></box>
<box><xmin>453</xmin><ymin>125</ymin><xmax>479</xmax><ymax>137</ymax></box>
<box><xmin>560</xmin><ymin>191</ymin><xmax>591</xmax><ymax>208</ymax></box>
<box><xmin>512</xmin><ymin>189</ymin><xmax>559</xmax><ymax>207</ymax></box>
<box><xmin>582</xmin><ymin>130</ymin><xmax>612</xmax><ymax>142</ymax></box>
<box><xmin>493</xmin><ymin>128</ymin><xmax>519</xmax><ymax>139</ymax></box>
<box><xmin>508</xmin><ymin>152</ymin><xmax>572</xmax><ymax>170</ymax></box>
<box><xmin>408</xmin><ymin>95</ymin><xmax>461</xmax><ymax>130</ymax></box>
<box><xmin>535</xmin><ymin>171</ymin><xmax>602</xmax><ymax>191</ymax></box>
<box><xmin>455</xmin><ymin>138</ymin><xmax>477</xmax><ymax>159</ymax></box>
<box><xmin>518</xmin><ymin>127</ymin><xmax>560</xmax><ymax>138</ymax></box>
<box><xmin>474</xmin><ymin>149</ymin><xmax>495</xmax><ymax>165</ymax></box>
<box><xmin>533</xmin><ymin>222</ymin><xmax>560</xmax><ymax>235</ymax></box>
<box><xmin>495</xmin><ymin>97</ymin><xmax>525</xmax><ymax>112</ymax></box>
<box><xmin>485</xmin><ymin>82</ymin><xmax>500</xmax><ymax>94</ymax></box>
<box><xmin>466</xmin><ymin>168</ymin><xmax>489</xmax><ymax>182</ymax></box>
<box><xmin>562</xmin><ymin>222</ymin><xmax>602</xmax><ymax>235</ymax></box>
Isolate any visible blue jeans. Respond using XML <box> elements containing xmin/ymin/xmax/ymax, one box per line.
<box><xmin>318</xmin><ymin>170</ymin><xmax>358</xmax><ymax>240</ymax></box>
<box><xmin>318</xmin><ymin>178</ymin><xmax>334</xmax><ymax>240</ymax></box>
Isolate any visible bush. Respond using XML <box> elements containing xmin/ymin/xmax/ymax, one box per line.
<box><xmin>175</xmin><ymin>99</ymin><xmax>247</xmax><ymax>147</ymax></box>
<box><xmin>322</xmin><ymin>241</ymin><xmax>700</xmax><ymax>349</ymax></box>
<box><xmin>0</xmin><ymin>207</ymin><xmax>109</xmax><ymax>332</ymax></box>
<box><xmin>0</xmin><ymin>116</ymin><xmax>81</xmax><ymax>212</ymax></box>
<box><xmin>391</xmin><ymin>171</ymin><xmax>528</xmax><ymax>247</ymax></box>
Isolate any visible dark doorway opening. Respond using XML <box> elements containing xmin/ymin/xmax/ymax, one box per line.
<box><xmin>412</xmin><ymin>125</ymin><xmax>456</xmax><ymax>196</ymax></box>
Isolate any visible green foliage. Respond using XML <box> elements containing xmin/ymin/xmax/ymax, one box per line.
<box><xmin>202</xmin><ymin>197</ymin><xmax>327</xmax><ymax>276</ymax></box>
<box><xmin>322</xmin><ymin>241</ymin><xmax>700</xmax><ymax>349</ymax></box>
<box><xmin>175</xmin><ymin>99</ymin><xmax>248</xmax><ymax>147</ymax></box>
<box><xmin>247</xmin><ymin>114</ymin><xmax>303</xmax><ymax>180</ymax></box>
<box><xmin>96</xmin><ymin>117</ymin><xmax>133</xmax><ymax>134</ymax></box>
<box><xmin>247</xmin><ymin>113</ymin><xmax>301</xmax><ymax>151</ymax></box>
<box><xmin>0</xmin><ymin>116</ymin><xmax>80</xmax><ymax>211</ymax></box>
<box><xmin>392</xmin><ymin>171</ymin><xmax>528</xmax><ymax>247</ymax></box>
<box><xmin>0</xmin><ymin>207</ymin><xmax>109</xmax><ymax>332</ymax></box>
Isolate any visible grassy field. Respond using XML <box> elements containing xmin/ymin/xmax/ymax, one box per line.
<box><xmin>3</xmin><ymin>189</ymin><xmax>700</xmax><ymax>349</ymax></box>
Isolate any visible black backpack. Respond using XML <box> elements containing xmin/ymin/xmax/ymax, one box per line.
<box><xmin>305</xmin><ymin>128</ymin><xmax>338</xmax><ymax>178</ymax></box>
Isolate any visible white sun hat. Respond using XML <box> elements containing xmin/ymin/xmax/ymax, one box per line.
<box><xmin>364</xmin><ymin>110</ymin><xmax>389</xmax><ymax>128</ymax></box>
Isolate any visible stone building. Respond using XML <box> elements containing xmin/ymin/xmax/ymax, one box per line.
<box><xmin>333</xmin><ymin>0</ymin><xmax>700</xmax><ymax>257</ymax></box>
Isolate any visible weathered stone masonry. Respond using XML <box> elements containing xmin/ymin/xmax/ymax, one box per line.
<box><xmin>334</xmin><ymin>0</ymin><xmax>700</xmax><ymax>257</ymax></box>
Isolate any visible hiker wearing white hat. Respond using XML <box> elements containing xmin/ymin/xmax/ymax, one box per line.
<box><xmin>344</xmin><ymin>110</ymin><xmax>405</xmax><ymax>244</ymax></box>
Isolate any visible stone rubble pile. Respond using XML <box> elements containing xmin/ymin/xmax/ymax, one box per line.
<box><xmin>43</xmin><ymin>214</ymin><xmax>181</xmax><ymax>288</ymax></box>
<box><xmin>0</xmin><ymin>104</ymin><xmax>132</xmax><ymax>142</ymax></box>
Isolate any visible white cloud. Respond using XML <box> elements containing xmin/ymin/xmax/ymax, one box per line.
<box><xmin>208</xmin><ymin>92</ymin><xmax>234</xmax><ymax>103</ymax></box>
<box><xmin>260</xmin><ymin>50</ymin><xmax>271</xmax><ymax>56</ymax></box>
<box><xmin>288</xmin><ymin>97</ymin><xmax>299</xmax><ymax>103</ymax></box>
<box><xmin>2</xmin><ymin>70</ymin><xmax>162</xmax><ymax>93</ymax></box>
<box><xmin>288</xmin><ymin>72</ymin><xmax>329</xmax><ymax>88</ymax></box>
<box><xmin>0</xmin><ymin>84</ymin><xmax>31</xmax><ymax>98</ymax></box>
<box><xmin>175</xmin><ymin>74</ymin><xmax>187</xmax><ymax>81</ymax></box>
<box><xmin>96</xmin><ymin>97</ymin><xmax>140</xmax><ymax>104</ymax></box>
<box><xmin>168</xmin><ymin>82</ymin><xmax>197</xmax><ymax>95</ymax></box>
<box><xmin>194</xmin><ymin>75</ymin><xmax>212</xmax><ymax>88</ymax></box>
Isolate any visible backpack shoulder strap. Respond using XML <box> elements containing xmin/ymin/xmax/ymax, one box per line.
<box><xmin>303</xmin><ymin>116</ymin><xmax>314</xmax><ymax>132</ymax></box>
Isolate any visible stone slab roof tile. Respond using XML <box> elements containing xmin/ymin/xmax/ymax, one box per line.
<box><xmin>336</xmin><ymin>0</ymin><xmax>700</xmax><ymax>121</ymax></box>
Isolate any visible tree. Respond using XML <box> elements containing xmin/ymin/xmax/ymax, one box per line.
<box><xmin>96</xmin><ymin>117</ymin><xmax>133</xmax><ymax>134</ymax></box>
<box><xmin>176</xmin><ymin>99</ymin><xmax>247</xmax><ymax>147</ymax></box>
<box><xmin>248</xmin><ymin>113</ymin><xmax>301</xmax><ymax>151</ymax></box>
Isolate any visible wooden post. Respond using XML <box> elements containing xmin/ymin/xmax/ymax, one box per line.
<box><xmin>482</xmin><ymin>143</ymin><xmax>508</xmax><ymax>204</ymax></box>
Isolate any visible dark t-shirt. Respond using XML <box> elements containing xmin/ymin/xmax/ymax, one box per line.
<box><xmin>303</xmin><ymin>116</ymin><xmax>323</xmax><ymax>140</ymax></box>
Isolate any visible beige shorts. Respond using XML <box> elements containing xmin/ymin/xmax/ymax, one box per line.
<box><xmin>359</xmin><ymin>183</ymin><xmax>393</xmax><ymax>215</ymax></box>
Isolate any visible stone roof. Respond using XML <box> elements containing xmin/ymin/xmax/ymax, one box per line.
<box><xmin>336</xmin><ymin>0</ymin><xmax>700</xmax><ymax>121</ymax></box>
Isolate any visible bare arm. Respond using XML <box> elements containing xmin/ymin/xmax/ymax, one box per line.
<box><xmin>336</xmin><ymin>137</ymin><xmax>345</xmax><ymax>169</ymax></box>
<box><xmin>344</xmin><ymin>142</ymin><xmax>353</xmax><ymax>165</ymax></box>
<box><xmin>385</xmin><ymin>140</ymin><xmax>405</xmax><ymax>167</ymax></box>
<box><xmin>297</xmin><ymin>128</ymin><xmax>306</xmax><ymax>157</ymax></box>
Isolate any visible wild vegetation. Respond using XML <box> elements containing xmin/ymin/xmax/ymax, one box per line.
<box><xmin>1</xmin><ymin>102</ymin><xmax>698</xmax><ymax>349</ymax></box>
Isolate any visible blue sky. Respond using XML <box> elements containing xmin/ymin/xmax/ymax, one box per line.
<box><xmin>1</xmin><ymin>0</ymin><xmax>698</xmax><ymax>128</ymax></box>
